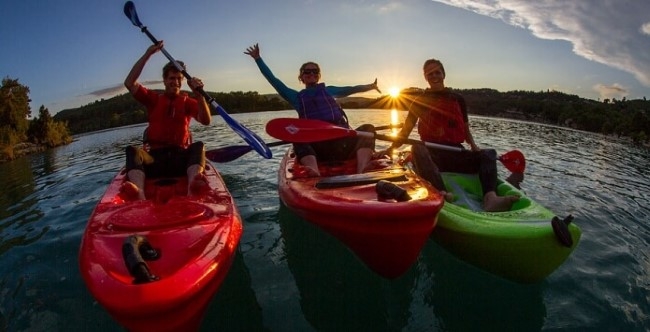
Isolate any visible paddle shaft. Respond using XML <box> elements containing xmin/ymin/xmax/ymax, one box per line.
<box><xmin>265</xmin><ymin>117</ymin><xmax>524</xmax><ymax>172</ymax></box>
<box><xmin>357</xmin><ymin>132</ymin><xmax>463</xmax><ymax>152</ymax></box>
<box><xmin>206</xmin><ymin>124</ymin><xmax>401</xmax><ymax>163</ymax></box>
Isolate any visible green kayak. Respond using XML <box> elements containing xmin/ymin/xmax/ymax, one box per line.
<box><xmin>431</xmin><ymin>172</ymin><xmax>581</xmax><ymax>283</ymax></box>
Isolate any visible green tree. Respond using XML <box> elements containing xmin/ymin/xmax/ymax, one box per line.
<box><xmin>0</xmin><ymin>77</ymin><xmax>31</xmax><ymax>145</ymax></box>
<box><xmin>27</xmin><ymin>105</ymin><xmax>72</xmax><ymax>147</ymax></box>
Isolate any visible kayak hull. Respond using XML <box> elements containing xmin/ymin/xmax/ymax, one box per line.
<box><xmin>433</xmin><ymin>172</ymin><xmax>581</xmax><ymax>283</ymax></box>
<box><xmin>79</xmin><ymin>162</ymin><xmax>242</xmax><ymax>331</ymax></box>
<box><xmin>278</xmin><ymin>149</ymin><xmax>444</xmax><ymax>279</ymax></box>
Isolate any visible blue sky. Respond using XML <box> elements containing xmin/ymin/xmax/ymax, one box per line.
<box><xmin>2</xmin><ymin>0</ymin><xmax>649</xmax><ymax>115</ymax></box>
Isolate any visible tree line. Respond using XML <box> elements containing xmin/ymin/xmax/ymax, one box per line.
<box><xmin>366</xmin><ymin>88</ymin><xmax>650</xmax><ymax>144</ymax></box>
<box><xmin>1</xmin><ymin>77</ymin><xmax>72</xmax><ymax>161</ymax></box>
<box><xmin>53</xmin><ymin>86</ymin><xmax>650</xmax><ymax>145</ymax></box>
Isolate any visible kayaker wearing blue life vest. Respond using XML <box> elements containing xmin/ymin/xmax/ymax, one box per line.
<box><xmin>244</xmin><ymin>43</ymin><xmax>381</xmax><ymax>176</ymax></box>
<box><xmin>387</xmin><ymin>58</ymin><xmax>519</xmax><ymax>212</ymax></box>
<box><xmin>121</xmin><ymin>42</ymin><xmax>211</xmax><ymax>200</ymax></box>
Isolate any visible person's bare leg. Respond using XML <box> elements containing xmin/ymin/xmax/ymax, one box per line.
<box><xmin>121</xmin><ymin>169</ymin><xmax>146</xmax><ymax>200</ymax></box>
<box><xmin>299</xmin><ymin>155</ymin><xmax>320</xmax><ymax>177</ymax></box>
<box><xmin>356</xmin><ymin>147</ymin><xmax>373</xmax><ymax>173</ymax></box>
<box><xmin>482</xmin><ymin>191</ymin><xmax>519</xmax><ymax>212</ymax></box>
<box><xmin>187</xmin><ymin>164</ymin><xmax>208</xmax><ymax>195</ymax></box>
<box><xmin>505</xmin><ymin>172</ymin><xmax>524</xmax><ymax>189</ymax></box>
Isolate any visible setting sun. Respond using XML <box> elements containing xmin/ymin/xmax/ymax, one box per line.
<box><xmin>388</xmin><ymin>86</ymin><xmax>401</xmax><ymax>98</ymax></box>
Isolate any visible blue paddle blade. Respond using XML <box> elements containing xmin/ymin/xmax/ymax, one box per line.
<box><xmin>215</xmin><ymin>106</ymin><xmax>272</xmax><ymax>159</ymax></box>
<box><xmin>123</xmin><ymin>1</ymin><xmax>143</xmax><ymax>27</ymax></box>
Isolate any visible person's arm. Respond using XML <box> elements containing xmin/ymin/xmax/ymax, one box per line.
<box><xmin>457</xmin><ymin>95</ymin><xmax>479</xmax><ymax>151</ymax></box>
<box><xmin>244</xmin><ymin>44</ymin><xmax>299</xmax><ymax>107</ymax></box>
<box><xmin>124</xmin><ymin>42</ymin><xmax>163</xmax><ymax>93</ymax></box>
<box><xmin>465</xmin><ymin>123</ymin><xmax>480</xmax><ymax>151</ymax></box>
<box><xmin>387</xmin><ymin>93</ymin><xmax>422</xmax><ymax>150</ymax></box>
<box><xmin>327</xmin><ymin>78</ymin><xmax>381</xmax><ymax>98</ymax></box>
<box><xmin>187</xmin><ymin>78</ymin><xmax>211</xmax><ymax>125</ymax></box>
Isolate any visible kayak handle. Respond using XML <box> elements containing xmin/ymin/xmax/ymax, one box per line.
<box><xmin>122</xmin><ymin>235</ymin><xmax>160</xmax><ymax>284</ymax></box>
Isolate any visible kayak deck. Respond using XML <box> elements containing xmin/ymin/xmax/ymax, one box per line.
<box><xmin>278</xmin><ymin>149</ymin><xmax>444</xmax><ymax>279</ymax></box>
<box><xmin>79</xmin><ymin>162</ymin><xmax>242</xmax><ymax>331</ymax></box>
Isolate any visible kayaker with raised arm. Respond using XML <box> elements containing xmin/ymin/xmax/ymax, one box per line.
<box><xmin>244</xmin><ymin>43</ymin><xmax>381</xmax><ymax>176</ymax></box>
<box><xmin>387</xmin><ymin>58</ymin><xmax>519</xmax><ymax>212</ymax></box>
<box><xmin>121</xmin><ymin>42</ymin><xmax>212</xmax><ymax>200</ymax></box>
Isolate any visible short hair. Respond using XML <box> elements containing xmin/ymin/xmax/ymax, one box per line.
<box><xmin>162</xmin><ymin>60</ymin><xmax>186</xmax><ymax>78</ymax></box>
<box><xmin>423</xmin><ymin>58</ymin><xmax>445</xmax><ymax>77</ymax></box>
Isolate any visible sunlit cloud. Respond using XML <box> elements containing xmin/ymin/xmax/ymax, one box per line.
<box><xmin>641</xmin><ymin>22</ymin><xmax>650</xmax><ymax>36</ymax></box>
<box><xmin>85</xmin><ymin>80</ymin><xmax>163</xmax><ymax>97</ymax></box>
<box><xmin>376</xmin><ymin>2</ymin><xmax>402</xmax><ymax>14</ymax></box>
<box><xmin>432</xmin><ymin>0</ymin><xmax>650</xmax><ymax>87</ymax></box>
<box><xmin>594</xmin><ymin>83</ymin><xmax>628</xmax><ymax>100</ymax></box>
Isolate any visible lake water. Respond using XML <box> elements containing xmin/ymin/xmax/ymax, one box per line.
<box><xmin>1</xmin><ymin>109</ymin><xmax>648</xmax><ymax>331</ymax></box>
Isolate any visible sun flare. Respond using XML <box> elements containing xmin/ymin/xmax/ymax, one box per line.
<box><xmin>388</xmin><ymin>86</ymin><xmax>401</xmax><ymax>98</ymax></box>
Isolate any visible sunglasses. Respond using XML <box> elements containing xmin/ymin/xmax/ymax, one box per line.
<box><xmin>301</xmin><ymin>69</ymin><xmax>320</xmax><ymax>75</ymax></box>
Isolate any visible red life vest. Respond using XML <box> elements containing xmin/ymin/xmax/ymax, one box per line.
<box><xmin>416</xmin><ymin>92</ymin><xmax>467</xmax><ymax>145</ymax></box>
<box><xmin>297</xmin><ymin>83</ymin><xmax>348</xmax><ymax>127</ymax></box>
<box><xmin>146</xmin><ymin>93</ymin><xmax>193</xmax><ymax>148</ymax></box>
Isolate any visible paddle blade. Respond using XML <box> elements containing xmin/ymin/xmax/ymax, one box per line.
<box><xmin>499</xmin><ymin>150</ymin><xmax>526</xmax><ymax>173</ymax></box>
<box><xmin>205</xmin><ymin>145</ymin><xmax>253</xmax><ymax>163</ymax></box>
<box><xmin>215</xmin><ymin>106</ymin><xmax>272</xmax><ymax>159</ymax></box>
<box><xmin>266</xmin><ymin>118</ymin><xmax>355</xmax><ymax>143</ymax></box>
<box><xmin>123</xmin><ymin>1</ymin><xmax>143</xmax><ymax>27</ymax></box>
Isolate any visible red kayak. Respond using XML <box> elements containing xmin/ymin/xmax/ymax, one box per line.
<box><xmin>278</xmin><ymin>149</ymin><xmax>444</xmax><ymax>279</ymax></box>
<box><xmin>79</xmin><ymin>162</ymin><xmax>241</xmax><ymax>331</ymax></box>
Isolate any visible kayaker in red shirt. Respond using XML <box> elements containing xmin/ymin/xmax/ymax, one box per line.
<box><xmin>121</xmin><ymin>42</ymin><xmax>211</xmax><ymax>200</ymax></box>
<box><xmin>389</xmin><ymin>58</ymin><xmax>519</xmax><ymax>212</ymax></box>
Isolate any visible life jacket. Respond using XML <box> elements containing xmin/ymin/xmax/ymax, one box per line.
<box><xmin>146</xmin><ymin>93</ymin><xmax>192</xmax><ymax>148</ymax></box>
<box><xmin>297</xmin><ymin>83</ymin><xmax>349</xmax><ymax>128</ymax></box>
<box><xmin>416</xmin><ymin>91</ymin><xmax>467</xmax><ymax>145</ymax></box>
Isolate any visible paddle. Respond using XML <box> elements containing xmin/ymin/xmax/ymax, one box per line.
<box><xmin>207</xmin><ymin>123</ymin><xmax>402</xmax><ymax>163</ymax></box>
<box><xmin>266</xmin><ymin>118</ymin><xmax>525</xmax><ymax>173</ymax></box>
<box><xmin>123</xmin><ymin>1</ymin><xmax>271</xmax><ymax>159</ymax></box>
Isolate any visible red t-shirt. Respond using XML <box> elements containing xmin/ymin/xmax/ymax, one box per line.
<box><xmin>133</xmin><ymin>85</ymin><xmax>200</xmax><ymax>148</ymax></box>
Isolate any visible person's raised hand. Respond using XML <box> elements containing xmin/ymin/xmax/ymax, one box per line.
<box><xmin>244</xmin><ymin>43</ymin><xmax>261</xmax><ymax>59</ymax></box>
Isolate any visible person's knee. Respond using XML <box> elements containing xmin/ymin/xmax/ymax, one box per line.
<box><xmin>480</xmin><ymin>149</ymin><xmax>497</xmax><ymax>161</ymax></box>
<box><xmin>412</xmin><ymin>144</ymin><xmax>429</xmax><ymax>156</ymax></box>
<box><xmin>190</xmin><ymin>141</ymin><xmax>205</xmax><ymax>151</ymax></box>
<box><xmin>126</xmin><ymin>145</ymin><xmax>137</xmax><ymax>156</ymax></box>
<box><xmin>356</xmin><ymin>123</ymin><xmax>375</xmax><ymax>132</ymax></box>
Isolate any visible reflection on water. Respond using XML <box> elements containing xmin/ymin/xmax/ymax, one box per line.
<box><xmin>0</xmin><ymin>110</ymin><xmax>648</xmax><ymax>331</ymax></box>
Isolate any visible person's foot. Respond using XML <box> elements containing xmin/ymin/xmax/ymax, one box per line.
<box><xmin>361</xmin><ymin>158</ymin><xmax>392</xmax><ymax>173</ymax></box>
<box><xmin>483</xmin><ymin>192</ymin><xmax>519</xmax><ymax>212</ymax></box>
<box><xmin>120</xmin><ymin>181</ymin><xmax>144</xmax><ymax>200</ymax></box>
<box><xmin>189</xmin><ymin>174</ymin><xmax>210</xmax><ymax>196</ymax></box>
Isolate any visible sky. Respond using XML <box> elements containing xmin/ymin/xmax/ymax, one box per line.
<box><xmin>2</xmin><ymin>0</ymin><xmax>649</xmax><ymax>116</ymax></box>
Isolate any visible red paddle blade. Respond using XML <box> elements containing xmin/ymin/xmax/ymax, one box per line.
<box><xmin>498</xmin><ymin>150</ymin><xmax>526</xmax><ymax>173</ymax></box>
<box><xmin>265</xmin><ymin>118</ymin><xmax>355</xmax><ymax>143</ymax></box>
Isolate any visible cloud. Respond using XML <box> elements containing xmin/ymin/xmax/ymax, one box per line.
<box><xmin>85</xmin><ymin>80</ymin><xmax>163</xmax><ymax>97</ymax></box>
<box><xmin>642</xmin><ymin>22</ymin><xmax>650</xmax><ymax>36</ymax></box>
<box><xmin>432</xmin><ymin>0</ymin><xmax>650</xmax><ymax>87</ymax></box>
<box><xmin>594</xmin><ymin>83</ymin><xmax>628</xmax><ymax>100</ymax></box>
